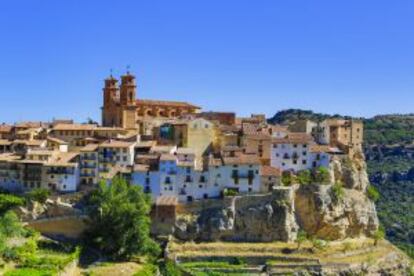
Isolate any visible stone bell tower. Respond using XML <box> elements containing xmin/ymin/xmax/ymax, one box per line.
<box><xmin>102</xmin><ymin>75</ymin><xmax>120</xmax><ymax>127</ymax></box>
<box><xmin>120</xmin><ymin>72</ymin><xmax>137</xmax><ymax>129</ymax></box>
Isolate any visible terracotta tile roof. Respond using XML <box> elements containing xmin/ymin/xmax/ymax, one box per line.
<box><xmin>269</xmin><ymin>125</ymin><xmax>289</xmax><ymax>132</ymax></box>
<box><xmin>99</xmin><ymin>140</ymin><xmax>135</xmax><ymax>148</ymax></box>
<box><xmin>15</xmin><ymin>122</ymin><xmax>46</xmax><ymax>128</ymax></box>
<box><xmin>0</xmin><ymin>140</ymin><xmax>12</xmax><ymax>146</ymax></box>
<box><xmin>272</xmin><ymin>133</ymin><xmax>314</xmax><ymax>144</ymax></box>
<box><xmin>0</xmin><ymin>125</ymin><xmax>12</xmax><ymax>133</ymax></box>
<box><xmin>244</xmin><ymin>133</ymin><xmax>271</xmax><ymax>141</ymax></box>
<box><xmin>136</xmin><ymin>99</ymin><xmax>200</xmax><ymax>109</ymax></box>
<box><xmin>209</xmin><ymin>157</ymin><xmax>223</xmax><ymax>166</ymax></box>
<box><xmin>219</xmin><ymin>124</ymin><xmax>240</xmax><ymax>133</ymax></box>
<box><xmin>135</xmin><ymin>141</ymin><xmax>156</xmax><ymax>148</ymax></box>
<box><xmin>53</xmin><ymin>123</ymin><xmax>97</xmax><ymax>131</ymax></box>
<box><xmin>223</xmin><ymin>154</ymin><xmax>260</xmax><ymax>165</ymax></box>
<box><xmin>47</xmin><ymin>136</ymin><xmax>68</xmax><ymax>145</ymax></box>
<box><xmin>176</xmin><ymin>147</ymin><xmax>195</xmax><ymax>155</ymax></box>
<box><xmin>150</xmin><ymin>145</ymin><xmax>176</xmax><ymax>154</ymax></box>
<box><xmin>45</xmin><ymin>152</ymin><xmax>79</xmax><ymax>167</ymax></box>
<box><xmin>261</xmin><ymin>166</ymin><xmax>281</xmax><ymax>177</ymax></box>
<box><xmin>309</xmin><ymin>145</ymin><xmax>331</xmax><ymax>153</ymax></box>
<box><xmin>133</xmin><ymin>164</ymin><xmax>150</xmax><ymax>172</ymax></box>
<box><xmin>0</xmin><ymin>153</ymin><xmax>21</xmax><ymax>162</ymax></box>
<box><xmin>242</xmin><ymin>123</ymin><xmax>261</xmax><ymax>135</ymax></box>
<box><xmin>13</xmin><ymin>140</ymin><xmax>46</xmax><ymax>147</ymax></box>
<box><xmin>80</xmin><ymin>143</ymin><xmax>99</xmax><ymax>152</ymax></box>
<box><xmin>177</xmin><ymin>161</ymin><xmax>194</xmax><ymax>167</ymax></box>
<box><xmin>160</xmin><ymin>154</ymin><xmax>176</xmax><ymax>161</ymax></box>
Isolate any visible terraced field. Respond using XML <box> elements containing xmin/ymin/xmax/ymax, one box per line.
<box><xmin>168</xmin><ymin>238</ymin><xmax>412</xmax><ymax>275</ymax></box>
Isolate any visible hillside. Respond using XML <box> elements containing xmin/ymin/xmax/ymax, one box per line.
<box><xmin>269</xmin><ymin>110</ymin><xmax>414</xmax><ymax>258</ymax></box>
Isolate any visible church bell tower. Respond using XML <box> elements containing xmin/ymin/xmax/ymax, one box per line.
<box><xmin>120</xmin><ymin>71</ymin><xmax>137</xmax><ymax>129</ymax></box>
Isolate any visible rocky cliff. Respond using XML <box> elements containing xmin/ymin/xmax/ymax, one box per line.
<box><xmin>173</xmin><ymin>153</ymin><xmax>379</xmax><ymax>243</ymax></box>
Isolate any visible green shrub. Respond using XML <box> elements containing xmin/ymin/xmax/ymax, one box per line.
<box><xmin>297</xmin><ymin>170</ymin><xmax>311</xmax><ymax>185</ymax></box>
<box><xmin>313</xmin><ymin>167</ymin><xmax>330</xmax><ymax>184</ymax></box>
<box><xmin>26</xmin><ymin>189</ymin><xmax>50</xmax><ymax>204</ymax></box>
<box><xmin>331</xmin><ymin>182</ymin><xmax>345</xmax><ymax>202</ymax></box>
<box><xmin>160</xmin><ymin>261</ymin><xmax>182</xmax><ymax>276</ymax></box>
<box><xmin>373</xmin><ymin>227</ymin><xmax>385</xmax><ymax>246</ymax></box>
<box><xmin>232</xmin><ymin>257</ymin><xmax>246</xmax><ymax>265</ymax></box>
<box><xmin>311</xmin><ymin>238</ymin><xmax>328</xmax><ymax>251</ymax></box>
<box><xmin>223</xmin><ymin>189</ymin><xmax>238</xmax><ymax>197</ymax></box>
<box><xmin>4</xmin><ymin>268</ymin><xmax>55</xmax><ymax>276</ymax></box>
<box><xmin>134</xmin><ymin>263</ymin><xmax>157</xmax><ymax>276</ymax></box>
<box><xmin>282</xmin><ymin>171</ymin><xmax>294</xmax><ymax>186</ymax></box>
<box><xmin>367</xmin><ymin>185</ymin><xmax>380</xmax><ymax>202</ymax></box>
<box><xmin>0</xmin><ymin>211</ymin><xmax>27</xmax><ymax>237</ymax></box>
<box><xmin>296</xmin><ymin>230</ymin><xmax>308</xmax><ymax>250</ymax></box>
<box><xmin>0</xmin><ymin>194</ymin><xmax>25</xmax><ymax>214</ymax></box>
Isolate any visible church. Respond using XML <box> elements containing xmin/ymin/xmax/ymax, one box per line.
<box><xmin>101</xmin><ymin>72</ymin><xmax>200</xmax><ymax>129</ymax></box>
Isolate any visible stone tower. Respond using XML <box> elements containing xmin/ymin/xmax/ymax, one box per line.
<box><xmin>102</xmin><ymin>75</ymin><xmax>120</xmax><ymax>127</ymax></box>
<box><xmin>120</xmin><ymin>72</ymin><xmax>137</xmax><ymax>129</ymax></box>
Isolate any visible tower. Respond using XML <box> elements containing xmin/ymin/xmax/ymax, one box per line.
<box><xmin>120</xmin><ymin>72</ymin><xmax>137</xmax><ymax>129</ymax></box>
<box><xmin>102</xmin><ymin>75</ymin><xmax>120</xmax><ymax>127</ymax></box>
<box><xmin>120</xmin><ymin>72</ymin><xmax>136</xmax><ymax>107</ymax></box>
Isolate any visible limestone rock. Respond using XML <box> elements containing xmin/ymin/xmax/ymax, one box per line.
<box><xmin>295</xmin><ymin>183</ymin><xmax>379</xmax><ymax>240</ymax></box>
<box><xmin>330</xmin><ymin>152</ymin><xmax>370</xmax><ymax>191</ymax></box>
<box><xmin>174</xmin><ymin>187</ymin><xmax>298</xmax><ymax>242</ymax></box>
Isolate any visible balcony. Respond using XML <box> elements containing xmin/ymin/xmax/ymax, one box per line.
<box><xmin>82</xmin><ymin>155</ymin><xmax>97</xmax><ymax>161</ymax></box>
<box><xmin>81</xmin><ymin>163</ymin><xmax>96</xmax><ymax>169</ymax></box>
<box><xmin>81</xmin><ymin>172</ymin><xmax>96</xmax><ymax>177</ymax></box>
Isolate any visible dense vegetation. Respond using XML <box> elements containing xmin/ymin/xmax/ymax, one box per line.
<box><xmin>84</xmin><ymin>177</ymin><xmax>160</xmax><ymax>260</ymax></box>
<box><xmin>0</xmin><ymin>192</ymin><xmax>79</xmax><ymax>275</ymax></box>
<box><xmin>270</xmin><ymin>109</ymin><xmax>414</xmax><ymax>259</ymax></box>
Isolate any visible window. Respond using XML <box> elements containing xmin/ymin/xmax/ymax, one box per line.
<box><xmin>302</xmin><ymin>160</ymin><xmax>307</xmax><ymax>165</ymax></box>
<box><xmin>123</xmin><ymin>156</ymin><xmax>127</xmax><ymax>162</ymax></box>
<box><xmin>248</xmin><ymin>187</ymin><xmax>252</xmax><ymax>192</ymax></box>
<box><xmin>302</xmin><ymin>151</ymin><xmax>307</xmax><ymax>156</ymax></box>
<box><xmin>200</xmin><ymin>175</ymin><xmax>206</xmax><ymax>183</ymax></box>
<box><xmin>303</xmin><ymin>144</ymin><xmax>307</xmax><ymax>148</ymax></box>
<box><xmin>63</xmin><ymin>185</ymin><xmax>66</xmax><ymax>189</ymax></box>
<box><xmin>293</xmin><ymin>160</ymin><xmax>297</xmax><ymax>165</ymax></box>
<box><xmin>273</xmin><ymin>144</ymin><xmax>278</xmax><ymax>148</ymax></box>
<box><xmin>293</xmin><ymin>144</ymin><xmax>297</xmax><ymax>148</ymax></box>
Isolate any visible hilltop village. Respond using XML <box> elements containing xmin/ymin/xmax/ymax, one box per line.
<box><xmin>0</xmin><ymin>72</ymin><xmax>364</xmax><ymax>202</ymax></box>
<box><xmin>1</xmin><ymin>73</ymin><xmax>413</xmax><ymax>275</ymax></box>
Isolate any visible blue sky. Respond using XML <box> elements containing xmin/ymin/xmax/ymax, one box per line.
<box><xmin>0</xmin><ymin>1</ymin><xmax>413</xmax><ymax>123</ymax></box>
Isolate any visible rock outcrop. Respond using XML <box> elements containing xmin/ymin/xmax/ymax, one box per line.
<box><xmin>295</xmin><ymin>184</ymin><xmax>379</xmax><ymax>240</ymax></box>
<box><xmin>173</xmin><ymin>153</ymin><xmax>380</xmax><ymax>243</ymax></box>
<box><xmin>175</xmin><ymin>187</ymin><xmax>299</xmax><ymax>242</ymax></box>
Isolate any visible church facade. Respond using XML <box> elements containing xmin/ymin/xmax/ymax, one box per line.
<box><xmin>101</xmin><ymin>73</ymin><xmax>200</xmax><ymax>129</ymax></box>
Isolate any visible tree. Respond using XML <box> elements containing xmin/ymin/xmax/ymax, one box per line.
<box><xmin>373</xmin><ymin>227</ymin><xmax>385</xmax><ymax>246</ymax></box>
<box><xmin>26</xmin><ymin>188</ymin><xmax>50</xmax><ymax>204</ymax></box>
<box><xmin>85</xmin><ymin>177</ymin><xmax>160</xmax><ymax>260</ymax></box>
<box><xmin>296</xmin><ymin>230</ymin><xmax>308</xmax><ymax>250</ymax></box>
